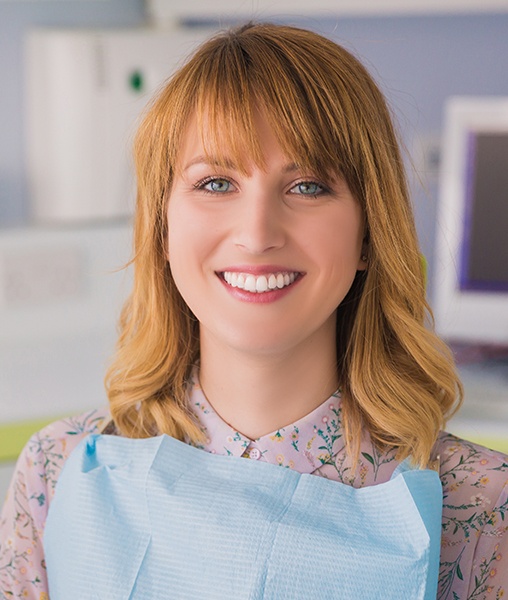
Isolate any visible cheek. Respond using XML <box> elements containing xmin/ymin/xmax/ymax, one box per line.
<box><xmin>166</xmin><ymin>201</ymin><xmax>218</xmax><ymax>298</ymax></box>
<box><xmin>167</xmin><ymin>200</ymin><xmax>200</xmax><ymax>259</ymax></box>
<box><xmin>167</xmin><ymin>202</ymin><xmax>195</xmax><ymax>286</ymax></box>
<box><xmin>168</xmin><ymin>197</ymin><xmax>221</xmax><ymax>243</ymax></box>
<box><xmin>305</xmin><ymin>210</ymin><xmax>364</xmax><ymax>264</ymax></box>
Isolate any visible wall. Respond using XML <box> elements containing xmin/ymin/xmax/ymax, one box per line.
<box><xmin>0</xmin><ymin>0</ymin><xmax>146</xmax><ymax>226</ymax></box>
<box><xmin>2</xmin><ymin>10</ymin><xmax>508</xmax><ymax>297</ymax></box>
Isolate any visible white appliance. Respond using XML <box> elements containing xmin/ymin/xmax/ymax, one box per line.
<box><xmin>26</xmin><ymin>27</ymin><xmax>211</xmax><ymax>222</ymax></box>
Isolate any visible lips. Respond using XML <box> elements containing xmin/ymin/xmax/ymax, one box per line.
<box><xmin>221</xmin><ymin>271</ymin><xmax>300</xmax><ymax>293</ymax></box>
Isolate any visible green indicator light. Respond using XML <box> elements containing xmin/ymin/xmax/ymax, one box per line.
<box><xmin>129</xmin><ymin>70</ymin><xmax>144</xmax><ymax>92</ymax></box>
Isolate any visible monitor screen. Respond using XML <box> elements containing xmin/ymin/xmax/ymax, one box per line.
<box><xmin>433</xmin><ymin>97</ymin><xmax>508</xmax><ymax>344</ymax></box>
<box><xmin>460</xmin><ymin>131</ymin><xmax>508</xmax><ymax>292</ymax></box>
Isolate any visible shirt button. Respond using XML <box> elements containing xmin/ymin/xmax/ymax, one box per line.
<box><xmin>249</xmin><ymin>448</ymin><xmax>261</xmax><ymax>460</ymax></box>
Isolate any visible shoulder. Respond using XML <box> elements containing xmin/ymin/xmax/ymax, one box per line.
<box><xmin>436</xmin><ymin>431</ymin><xmax>508</xmax><ymax>499</ymax></box>
<box><xmin>436</xmin><ymin>431</ymin><xmax>508</xmax><ymax>526</ymax></box>
<box><xmin>0</xmin><ymin>407</ymin><xmax>110</xmax><ymax>597</ymax></box>
<box><xmin>8</xmin><ymin>407</ymin><xmax>110</xmax><ymax>501</ymax></box>
<box><xmin>435</xmin><ymin>432</ymin><xmax>508</xmax><ymax>599</ymax></box>
<box><xmin>28</xmin><ymin>407</ymin><xmax>111</xmax><ymax>494</ymax></box>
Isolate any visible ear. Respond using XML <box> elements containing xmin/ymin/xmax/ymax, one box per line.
<box><xmin>357</xmin><ymin>244</ymin><xmax>368</xmax><ymax>271</ymax></box>
<box><xmin>357</xmin><ymin>222</ymin><xmax>369</xmax><ymax>271</ymax></box>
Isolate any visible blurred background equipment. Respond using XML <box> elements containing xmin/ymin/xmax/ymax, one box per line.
<box><xmin>27</xmin><ymin>27</ymin><xmax>209</xmax><ymax>222</ymax></box>
<box><xmin>434</xmin><ymin>97</ymin><xmax>508</xmax><ymax>345</ymax></box>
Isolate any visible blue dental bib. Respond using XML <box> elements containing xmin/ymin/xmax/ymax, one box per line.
<box><xmin>44</xmin><ymin>434</ymin><xmax>442</xmax><ymax>599</ymax></box>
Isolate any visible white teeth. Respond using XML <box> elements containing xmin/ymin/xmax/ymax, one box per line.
<box><xmin>256</xmin><ymin>276</ymin><xmax>268</xmax><ymax>292</ymax></box>
<box><xmin>245</xmin><ymin>275</ymin><xmax>256</xmax><ymax>292</ymax></box>
<box><xmin>222</xmin><ymin>271</ymin><xmax>299</xmax><ymax>293</ymax></box>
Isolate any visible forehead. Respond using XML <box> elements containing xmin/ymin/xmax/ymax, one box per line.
<box><xmin>174</xmin><ymin>103</ymin><xmax>354</xmax><ymax>185</ymax></box>
<box><xmin>175</xmin><ymin>108</ymin><xmax>284</xmax><ymax>176</ymax></box>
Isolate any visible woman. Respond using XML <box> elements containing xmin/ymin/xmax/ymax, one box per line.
<box><xmin>1</xmin><ymin>22</ymin><xmax>507</xmax><ymax>599</ymax></box>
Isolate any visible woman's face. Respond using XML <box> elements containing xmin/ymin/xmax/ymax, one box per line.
<box><xmin>167</xmin><ymin>112</ymin><xmax>366</xmax><ymax>358</ymax></box>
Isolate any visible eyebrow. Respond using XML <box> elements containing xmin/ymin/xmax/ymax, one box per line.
<box><xmin>183</xmin><ymin>156</ymin><xmax>235</xmax><ymax>171</ymax></box>
<box><xmin>183</xmin><ymin>155</ymin><xmax>301</xmax><ymax>174</ymax></box>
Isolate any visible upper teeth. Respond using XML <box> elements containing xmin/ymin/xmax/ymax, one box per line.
<box><xmin>223</xmin><ymin>271</ymin><xmax>297</xmax><ymax>293</ymax></box>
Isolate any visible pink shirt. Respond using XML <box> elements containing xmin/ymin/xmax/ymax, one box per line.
<box><xmin>1</xmin><ymin>376</ymin><xmax>507</xmax><ymax>599</ymax></box>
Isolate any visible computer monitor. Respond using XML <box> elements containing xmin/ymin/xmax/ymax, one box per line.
<box><xmin>433</xmin><ymin>97</ymin><xmax>508</xmax><ymax>344</ymax></box>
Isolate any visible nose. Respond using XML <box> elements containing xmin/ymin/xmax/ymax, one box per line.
<box><xmin>233</xmin><ymin>190</ymin><xmax>286</xmax><ymax>254</ymax></box>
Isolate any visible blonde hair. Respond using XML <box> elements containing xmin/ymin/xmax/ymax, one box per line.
<box><xmin>106</xmin><ymin>22</ymin><xmax>462</xmax><ymax>467</ymax></box>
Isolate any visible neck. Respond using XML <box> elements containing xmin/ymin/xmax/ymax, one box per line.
<box><xmin>198</xmin><ymin>331</ymin><xmax>339</xmax><ymax>440</ymax></box>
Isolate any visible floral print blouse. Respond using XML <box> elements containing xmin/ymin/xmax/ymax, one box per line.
<box><xmin>1</xmin><ymin>376</ymin><xmax>507</xmax><ymax>600</ymax></box>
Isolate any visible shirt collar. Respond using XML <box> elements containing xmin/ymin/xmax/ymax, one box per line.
<box><xmin>186</xmin><ymin>370</ymin><xmax>344</xmax><ymax>475</ymax></box>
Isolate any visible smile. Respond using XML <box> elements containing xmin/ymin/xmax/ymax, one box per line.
<box><xmin>221</xmin><ymin>271</ymin><xmax>300</xmax><ymax>293</ymax></box>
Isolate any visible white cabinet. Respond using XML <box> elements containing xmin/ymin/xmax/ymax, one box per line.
<box><xmin>26</xmin><ymin>27</ymin><xmax>211</xmax><ymax>223</ymax></box>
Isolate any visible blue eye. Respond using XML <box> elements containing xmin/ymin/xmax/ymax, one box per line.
<box><xmin>201</xmin><ymin>178</ymin><xmax>232</xmax><ymax>193</ymax></box>
<box><xmin>290</xmin><ymin>181</ymin><xmax>325</xmax><ymax>196</ymax></box>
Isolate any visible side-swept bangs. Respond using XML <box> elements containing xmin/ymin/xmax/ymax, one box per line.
<box><xmin>140</xmin><ymin>23</ymin><xmax>402</xmax><ymax>208</ymax></box>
